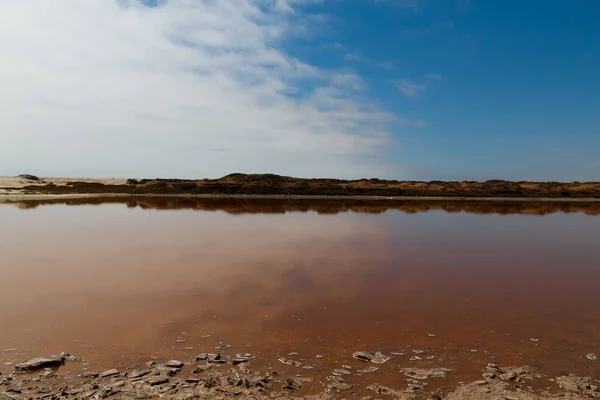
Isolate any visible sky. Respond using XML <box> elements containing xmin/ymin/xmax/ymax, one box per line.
<box><xmin>0</xmin><ymin>0</ymin><xmax>599</xmax><ymax>181</ymax></box>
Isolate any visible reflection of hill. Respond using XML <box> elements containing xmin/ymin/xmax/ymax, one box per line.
<box><xmin>5</xmin><ymin>197</ymin><xmax>600</xmax><ymax>216</ymax></box>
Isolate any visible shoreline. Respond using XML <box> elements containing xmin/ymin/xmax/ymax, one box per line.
<box><xmin>1</xmin><ymin>353</ymin><xmax>597</xmax><ymax>400</ymax></box>
<box><xmin>2</xmin><ymin>193</ymin><xmax>600</xmax><ymax>202</ymax></box>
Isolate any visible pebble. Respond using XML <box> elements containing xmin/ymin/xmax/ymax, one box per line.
<box><xmin>530</xmin><ymin>338</ymin><xmax>540</xmax><ymax>342</ymax></box>
<box><xmin>357</xmin><ymin>366</ymin><xmax>379</xmax><ymax>373</ymax></box>
<box><xmin>332</xmin><ymin>368</ymin><xmax>351</xmax><ymax>376</ymax></box>
<box><xmin>586</xmin><ymin>353</ymin><xmax>597</xmax><ymax>361</ymax></box>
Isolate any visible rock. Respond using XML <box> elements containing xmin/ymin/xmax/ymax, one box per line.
<box><xmin>278</xmin><ymin>358</ymin><xmax>302</xmax><ymax>367</ymax></box>
<box><xmin>530</xmin><ymin>338</ymin><xmax>540</xmax><ymax>342</ymax></box>
<box><xmin>198</xmin><ymin>353</ymin><xmax>227</xmax><ymax>364</ymax></box>
<box><xmin>352</xmin><ymin>351</ymin><xmax>391</xmax><ymax>364</ymax></box>
<box><xmin>402</xmin><ymin>368</ymin><xmax>449</xmax><ymax>380</ymax></box>
<box><xmin>2</xmin><ymin>349</ymin><xmax>17</xmax><ymax>353</ymax></box>
<box><xmin>358</xmin><ymin>366</ymin><xmax>379</xmax><ymax>373</ymax></box>
<box><xmin>15</xmin><ymin>356</ymin><xmax>65</xmax><ymax>372</ymax></box>
<box><xmin>235</xmin><ymin>353</ymin><xmax>253</xmax><ymax>359</ymax></box>
<box><xmin>99</xmin><ymin>369</ymin><xmax>119</xmax><ymax>378</ymax></box>
<box><xmin>586</xmin><ymin>353</ymin><xmax>597</xmax><ymax>360</ymax></box>
<box><xmin>146</xmin><ymin>361</ymin><xmax>157</xmax><ymax>367</ymax></box>
<box><xmin>60</xmin><ymin>353</ymin><xmax>82</xmax><ymax>362</ymax></box>
<box><xmin>192</xmin><ymin>364</ymin><xmax>212</xmax><ymax>374</ymax></box>
<box><xmin>215</xmin><ymin>344</ymin><xmax>231</xmax><ymax>350</ymax></box>
<box><xmin>39</xmin><ymin>369</ymin><xmax>54</xmax><ymax>378</ymax></box>
<box><xmin>367</xmin><ymin>384</ymin><xmax>408</xmax><ymax>398</ymax></box>
<box><xmin>129</xmin><ymin>369</ymin><xmax>151</xmax><ymax>379</ymax></box>
<box><xmin>326</xmin><ymin>376</ymin><xmax>353</xmax><ymax>391</ymax></box>
<box><xmin>284</xmin><ymin>377</ymin><xmax>303</xmax><ymax>390</ymax></box>
<box><xmin>231</xmin><ymin>358</ymin><xmax>249</xmax><ymax>365</ymax></box>
<box><xmin>164</xmin><ymin>360</ymin><xmax>184</xmax><ymax>369</ymax></box>
<box><xmin>126</xmin><ymin>179</ymin><xmax>139</xmax><ymax>185</ymax></box>
<box><xmin>353</xmin><ymin>351</ymin><xmax>373</xmax><ymax>361</ymax></box>
<box><xmin>556</xmin><ymin>374</ymin><xmax>599</xmax><ymax>395</ymax></box>
<box><xmin>204</xmin><ymin>376</ymin><xmax>219</xmax><ymax>389</ymax></box>
<box><xmin>484</xmin><ymin>364</ymin><xmax>535</xmax><ymax>383</ymax></box>
<box><xmin>80</xmin><ymin>371</ymin><xmax>99</xmax><ymax>378</ymax></box>
<box><xmin>332</xmin><ymin>368</ymin><xmax>351</xmax><ymax>376</ymax></box>
<box><xmin>146</xmin><ymin>375</ymin><xmax>169</xmax><ymax>386</ymax></box>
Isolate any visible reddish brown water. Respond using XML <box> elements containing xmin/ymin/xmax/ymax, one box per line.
<box><xmin>0</xmin><ymin>198</ymin><xmax>598</xmax><ymax>389</ymax></box>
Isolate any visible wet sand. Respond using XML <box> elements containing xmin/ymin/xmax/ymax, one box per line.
<box><xmin>0</xmin><ymin>198</ymin><xmax>598</xmax><ymax>395</ymax></box>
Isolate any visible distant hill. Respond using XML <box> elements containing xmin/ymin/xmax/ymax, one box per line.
<box><xmin>9</xmin><ymin>173</ymin><xmax>600</xmax><ymax>199</ymax></box>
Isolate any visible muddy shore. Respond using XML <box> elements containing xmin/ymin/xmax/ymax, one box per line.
<box><xmin>1</xmin><ymin>352</ymin><xmax>598</xmax><ymax>400</ymax></box>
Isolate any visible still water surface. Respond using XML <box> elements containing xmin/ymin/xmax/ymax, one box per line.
<box><xmin>0</xmin><ymin>198</ymin><xmax>598</xmax><ymax>386</ymax></box>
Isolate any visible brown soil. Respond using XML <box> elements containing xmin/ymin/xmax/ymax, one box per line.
<box><xmin>2</xmin><ymin>174</ymin><xmax>600</xmax><ymax>198</ymax></box>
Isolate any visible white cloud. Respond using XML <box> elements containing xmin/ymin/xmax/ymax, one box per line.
<box><xmin>0</xmin><ymin>0</ymin><xmax>413</xmax><ymax>179</ymax></box>
<box><xmin>398</xmin><ymin>80</ymin><xmax>427</xmax><ymax>97</ymax></box>
<box><xmin>426</xmin><ymin>73</ymin><xmax>442</xmax><ymax>80</ymax></box>
<box><xmin>377</xmin><ymin>61</ymin><xmax>396</xmax><ymax>70</ymax></box>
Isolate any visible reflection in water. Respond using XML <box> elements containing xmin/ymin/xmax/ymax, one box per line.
<box><xmin>0</xmin><ymin>198</ymin><xmax>598</xmax><ymax>387</ymax></box>
<box><xmin>4</xmin><ymin>196</ymin><xmax>600</xmax><ymax>215</ymax></box>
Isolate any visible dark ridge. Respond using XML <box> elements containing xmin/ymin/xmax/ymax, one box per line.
<box><xmin>18</xmin><ymin>173</ymin><xmax>600</xmax><ymax>198</ymax></box>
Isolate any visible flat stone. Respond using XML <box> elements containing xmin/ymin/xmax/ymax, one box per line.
<box><xmin>80</xmin><ymin>371</ymin><xmax>99</xmax><ymax>378</ymax></box>
<box><xmin>358</xmin><ymin>366</ymin><xmax>379</xmax><ymax>373</ymax></box>
<box><xmin>332</xmin><ymin>369</ymin><xmax>351</xmax><ymax>376</ymax></box>
<box><xmin>129</xmin><ymin>369</ymin><xmax>151</xmax><ymax>379</ymax></box>
<box><xmin>352</xmin><ymin>351</ymin><xmax>373</xmax><ymax>361</ymax></box>
<box><xmin>15</xmin><ymin>357</ymin><xmax>64</xmax><ymax>372</ymax></box>
<box><xmin>99</xmin><ymin>369</ymin><xmax>119</xmax><ymax>378</ymax></box>
<box><xmin>371</xmin><ymin>352</ymin><xmax>391</xmax><ymax>364</ymax></box>
<box><xmin>147</xmin><ymin>376</ymin><xmax>169</xmax><ymax>386</ymax></box>
<box><xmin>235</xmin><ymin>353</ymin><xmax>253</xmax><ymax>359</ymax></box>
<box><xmin>215</xmin><ymin>344</ymin><xmax>231</xmax><ymax>350</ymax></box>
<box><xmin>278</xmin><ymin>358</ymin><xmax>302</xmax><ymax>367</ymax></box>
<box><xmin>165</xmin><ymin>360</ymin><xmax>184</xmax><ymax>369</ymax></box>
<box><xmin>402</xmin><ymin>368</ymin><xmax>449</xmax><ymax>380</ymax></box>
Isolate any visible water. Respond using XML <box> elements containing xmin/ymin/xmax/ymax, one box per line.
<box><xmin>0</xmin><ymin>197</ymin><xmax>598</xmax><ymax>387</ymax></box>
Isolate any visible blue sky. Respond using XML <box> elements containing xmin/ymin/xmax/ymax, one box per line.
<box><xmin>286</xmin><ymin>0</ymin><xmax>600</xmax><ymax>181</ymax></box>
<box><xmin>0</xmin><ymin>0</ymin><xmax>598</xmax><ymax>181</ymax></box>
